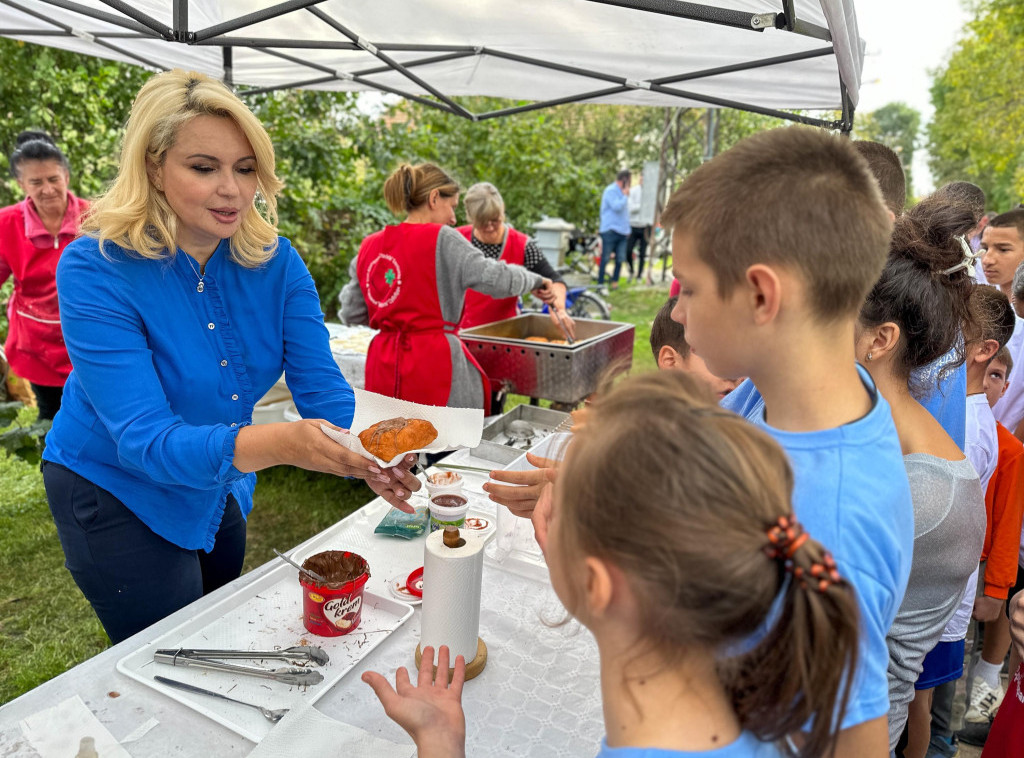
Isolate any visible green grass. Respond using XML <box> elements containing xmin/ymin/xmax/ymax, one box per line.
<box><xmin>0</xmin><ymin>277</ymin><xmax>671</xmax><ymax>705</ymax></box>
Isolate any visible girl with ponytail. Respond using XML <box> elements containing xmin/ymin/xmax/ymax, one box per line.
<box><xmin>365</xmin><ymin>370</ymin><xmax>860</xmax><ymax>758</ymax></box>
<box><xmin>856</xmin><ymin>193</ymin><xmax>988</xmax><ymax>755</ymax></box>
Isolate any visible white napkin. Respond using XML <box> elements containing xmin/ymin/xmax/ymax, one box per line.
<box><xmin>321</xmin><ymin>387</ymin><xmax>485</xmax><ymax>467</ymax></box>
<box><xmin>248</xmin><ymin>702</ymin><xmax>414</xmax><ymax>758</ymax></box>
<box><xmin>19</xmin><ymin>694</ymin><xmax>131</xmax><ymax>758</ymax></box>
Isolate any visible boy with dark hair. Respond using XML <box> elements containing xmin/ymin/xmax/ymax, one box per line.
<box><xmin>648</xmin><ymin>296</ymin><xmax>741</xmax><ymax>398</ymax></box>
<box><xmin>982</xmin><ymin>209</ymin><xmax>1024</xmax><ymax>437</ymax></box>
<box><xmin>665</xmin><ymin>126</ymin><xmax>913</xmax><ymax>757</ymax></box>
<box><xmin>853</xmin><ymin>140</ymin><xmax>906</xmax><ymax>217</ymax></box>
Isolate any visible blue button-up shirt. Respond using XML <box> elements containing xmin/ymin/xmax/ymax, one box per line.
<box><xmin>44</xmin><ymin>235</ymin><xmax>355</xmax><ymax>551</ymax></box>
<box><xmin>599</xmin><ymin>181</ymin><xmax>630</xmax><ymax>235</ymax></box>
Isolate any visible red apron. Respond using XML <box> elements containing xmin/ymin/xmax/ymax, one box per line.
<box><xmin>457</xmin><ymin>225</ymin><xmax>526</xmax><ymax>330</ymax></box>
<box><xmin>358</xmin><ymin>224</ymin><xmax>491</xmax><ymax>412</ymax></box>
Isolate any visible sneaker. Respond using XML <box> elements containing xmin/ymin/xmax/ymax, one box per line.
<box><xmin>956</xmin><ymin>717</ymin><xmax>992</xmax><ymax>747</ymax></box>
<box><xmin>925</xmin><ymin>734</ymin><xmax>959</xmax><ymax>758</ymax></box>
<box><xmin>965</xmin><ymin>676</ymin><xmax>1005</xmax><ymax>722</ymax></box>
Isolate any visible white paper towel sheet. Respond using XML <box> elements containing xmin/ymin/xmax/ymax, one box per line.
<box><xmin>247</xmin><ymin>702</ymin><xmax>414</xmax><ymax>758</ymax></box>
<box><xmin>321</xmin><ymin>387</ymin><xmax>485</xmax><ymax>467</ymax></box>
<box><xmin>421</xmin><ymin>529</ymin><xmax>485</xmax><ymax>664</ymax></box>
<box><xmin>19</xmin><ymin>695</ymin><xmax>131</xmax><ymax>758</ymax></box>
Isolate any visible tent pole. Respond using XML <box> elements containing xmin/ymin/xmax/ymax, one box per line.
<box><xmin>305</xmin><ymin>7</ymin><xmax>474</xmax><ymax>119</ymax></box>
<box><xmin>94</xmin><ymin>0</ymin><xmax>173</xmax><ymax>40</ymax></box>
<box><xmin>172</xmin><ymin>0</ymin><xmax>186</xmax><ymax>41</ymax></box>
<box><xmin>223</xmin><ymin>46</ymin><xmax>233</xmax><ymax>88</ymax></box>
<box><xmin>29</xmin><ymin>0</ymin><xmax>155</xmax><ymax>35</ymax></box>
<box><xmin>839</xmin><ymin>80</ymin><xmax>855</xmax><ymax>135</ymax></box>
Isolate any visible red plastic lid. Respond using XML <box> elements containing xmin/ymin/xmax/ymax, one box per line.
<box><xmin>405</xmin><ymin>567</ymin><xmax>424</xmax><ymax>598</ymax></box>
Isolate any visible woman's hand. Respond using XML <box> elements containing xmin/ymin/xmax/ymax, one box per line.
<box><xmin>482</xmin><ymin>451</ymin><xmax>558</xmax><ymax>518</ymax></box>
<box><xmin>532</xmin><ymin>278</ymin><xmax>556</xmax><ymax>304</ymax></box>
<box><xmin>368</xmin><ymin>453</ymin><xmax>421</xmax><ymax>514</ymax></box>
<box><xmin>362</xmin><ymin>645</ymin><xmax>467</xmax><ymax>758</ymax></box>
<box><xmin>233</xmin><ymin>421</ymin><xmax>420</xmax><ymax>511</ymax></box>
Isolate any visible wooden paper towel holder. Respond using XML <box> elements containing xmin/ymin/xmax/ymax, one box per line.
<box><xmin>415</xmin><ymin>638</ymin><xmax>488</xmax><ymax>682</ymax></box>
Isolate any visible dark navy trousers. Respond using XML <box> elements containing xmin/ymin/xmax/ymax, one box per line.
<box><xmin>42</xmin><ymin>461</ymin><xmax>246</xmax><ymax>644</ymax></box>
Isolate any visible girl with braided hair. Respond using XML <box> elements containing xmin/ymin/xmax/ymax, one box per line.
<box><xmin>364</xmin><ymin>370</ymin><xmax>860</xmax><ymax>758</ymax></box>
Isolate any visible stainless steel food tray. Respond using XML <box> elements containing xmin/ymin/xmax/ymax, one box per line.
<box><xmin>460</xmin><ymin>315</ymin><xmax>634</xmax><ymax>404</ymax></box>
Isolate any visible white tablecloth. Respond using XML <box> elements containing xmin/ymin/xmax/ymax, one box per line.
<box><xmin>0</xmin><ymin>453</ymin><xmax>603</xmax><ymax>757</ymax></box>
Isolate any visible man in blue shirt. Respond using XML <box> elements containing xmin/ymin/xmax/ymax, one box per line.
<box><xmin>598</xmin><ymin>170</ymin><xmax>631</xmax><ymax>289</ymax></box>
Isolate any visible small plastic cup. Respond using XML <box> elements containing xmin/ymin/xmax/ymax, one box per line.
<box><xmin>428</xmin><ymin>494</ymin><xmax>469</xmax><ymax>533</ymax></box>
<box><xmin>425</xmin><ymin>471</ymin><xmax>464</xmax><ymax>499</ymax></box>
<box><xmin>299</xmin><ymin>550</ymin><xmax>370</xmax><ymax>637</ymax></box>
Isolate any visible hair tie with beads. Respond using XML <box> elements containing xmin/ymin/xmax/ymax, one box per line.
<box><xmin>764</xmin><ymin>515</ymin><xmax>842</xmax><ymax>593</ymax></box>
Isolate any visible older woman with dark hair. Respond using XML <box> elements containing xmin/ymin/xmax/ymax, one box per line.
<box><xmin>456</xmin><ymin>182</ymin><xmax>574</xmax><ymax>337</ymax></box>
<box><xmin>0</xmin><ymin>131</ymin><xmax>87</xmax><ymax>419</ymax></box>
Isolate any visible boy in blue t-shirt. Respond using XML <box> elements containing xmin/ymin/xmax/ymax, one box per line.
<box><xmin>664</xmin><ymin>126</ymin><xmax>915</xmax><ymax>758</ymax></box>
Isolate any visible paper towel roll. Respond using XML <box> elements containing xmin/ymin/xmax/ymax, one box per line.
<box><xmin>420</xmin><ymin>529</ymin><xmax>484</xmax><ymax>664</ymax></box>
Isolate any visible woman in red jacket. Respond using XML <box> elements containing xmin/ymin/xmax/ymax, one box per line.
<box><xmin>0</xmin><ymin>131</ymin><xmax>87</xmax><ymax>419</ymax></box>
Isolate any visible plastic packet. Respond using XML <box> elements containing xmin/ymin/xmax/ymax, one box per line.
<box><xmin>374</xmin><ymin>504</ymin><xmax>429</xmax><ymax>539</ymax></box>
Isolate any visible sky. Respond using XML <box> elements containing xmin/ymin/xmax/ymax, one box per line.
<box><xmin>852</xmin><ymin>0</ymin><xmax>973</xmax><ymax>194</ymax></box>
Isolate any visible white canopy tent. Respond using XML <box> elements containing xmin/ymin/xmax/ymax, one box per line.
<box><xmin>0</xmin><ymin>0</ymin><xmax>864</xmax><ymax>129</ymax></box>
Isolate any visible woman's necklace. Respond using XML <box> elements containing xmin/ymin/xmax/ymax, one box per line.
<box><xmin>184</xmin><ymin>254</ymin><xmax>206</xmax><ymax>293</ymax></box>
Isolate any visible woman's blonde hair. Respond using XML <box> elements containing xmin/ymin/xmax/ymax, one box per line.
<box><xmin>382</xmin><ymin>162</ymin><xmax>459</xmax><ymax>216</ymax></box>
<box><xmin>82</xmin><ymin>69</ymin><xmax>284</xmax><ymax>267</ymax></box>
<box><xmin>463</xmin><ymin>182</ymin><xmax>504</xmax><ymax>225</ymax></box>
<box><xmin>555</xmin><ymin>370</ymin><xmax>859</xmax><ymax>758</ymax></box>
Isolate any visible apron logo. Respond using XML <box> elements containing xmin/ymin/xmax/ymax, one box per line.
<box><xmin>365</xmin><ymin>254</ymin><xmax>402</xmax><ymax>308</ymax></box>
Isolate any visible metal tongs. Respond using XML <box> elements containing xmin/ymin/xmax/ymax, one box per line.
<box><xmin>154</xmin><ymin>646</ymin><xmax>328</xmax><ymax>686</ymax></box>
<box><xmin>553</xmin><ymin>310</ymin><xmax>575</xmax><ymax>345</ymax></box>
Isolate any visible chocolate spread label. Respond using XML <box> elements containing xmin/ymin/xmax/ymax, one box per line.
<box><xmin>324</xmin><ymin>595</ymin><xmax>363</xmax><ymax>627</ymax></box>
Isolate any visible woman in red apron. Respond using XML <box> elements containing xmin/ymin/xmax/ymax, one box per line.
<box><xmin>340</xmin><ymin>163</ymin><xmax>551</xmax><ymax>413</ymax></box>
<box><xmin>0</xmin><ymin>131</ymin><xmax>87</xmax><ymax>420</ymax></box>
<box><xmin>456</xmin><ymin>182</ymin><xmax>574</xmax><ymax>338</ymax></box>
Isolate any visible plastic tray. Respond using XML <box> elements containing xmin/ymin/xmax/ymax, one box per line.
<box><xmin>117</xmin><ymin>562</ymin><xmax>413</xmax><ymax>743</ymax></box>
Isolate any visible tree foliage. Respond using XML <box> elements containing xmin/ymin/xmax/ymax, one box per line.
<box><xmin>927</xmin><ymin>0</ymin><xmax>1024</xmax><ymax>211</ymax></box>
<box><xmin>0</xmin><ymin>38</ymin><xmax>149</xmax><ymax>206</ymax></box>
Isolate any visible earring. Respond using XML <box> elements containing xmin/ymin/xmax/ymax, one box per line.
<box><xmin>866</xmin><ymin>352</ymin><xmax>873</xmax><ymax>362</ymax></box>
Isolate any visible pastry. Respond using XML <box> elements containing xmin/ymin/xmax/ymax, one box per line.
<box><xmin>525</xmin><ymin>336</ymin><xmax>549</xmax><ymax>343</ymax></box>
<box><xmin>359</xmin><ymin>417</ymin><xmax>438</xmax><ymax>460</ymax></box>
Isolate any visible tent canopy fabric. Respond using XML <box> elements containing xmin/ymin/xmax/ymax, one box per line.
<box><xmin>0</xmin><ymin>0</ymin><xmax>864</xmax><ymax>128</ymax></box>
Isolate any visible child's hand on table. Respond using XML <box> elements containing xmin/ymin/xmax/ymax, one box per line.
<box><xmin>363</xmin><ymin>645</ymin><xmax>467</xmax><ymax>758</ymax></box>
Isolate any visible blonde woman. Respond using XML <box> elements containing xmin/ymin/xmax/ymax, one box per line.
<box><xmin>41</xmin><ymin>70</ymin><xmax>418</xmax><ymax>644</ymax></box>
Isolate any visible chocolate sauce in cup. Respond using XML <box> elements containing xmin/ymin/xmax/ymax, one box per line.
<box><xmin>299</xmin><ymin>550</ymin><xmax>370</xmax><ymax>637</ymax></box>
<box><xmin>428</xmin><ymin>494</ymin><xmax>469</xmax><ymax>533</ymax></box>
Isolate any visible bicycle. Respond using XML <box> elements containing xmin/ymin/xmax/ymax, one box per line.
<box><xmin>563</xmin><ymin>232</ymin><xmax>601</xmax><ymax>280</ymax></box>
